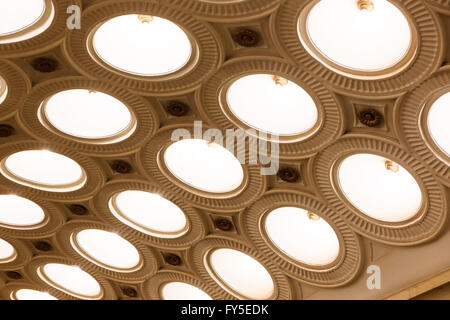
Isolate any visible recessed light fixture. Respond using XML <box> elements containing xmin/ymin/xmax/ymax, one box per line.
<box><xmin>207</xmin><ymin>248</ymin><xmax>274</xmax><ymax>300</ymax></box>
<box><xmin>0</xmin><ymin>75</ymin><xmax>7</xmax><ymax>104</ymax></box>
<box><xmin>39</xmin><ymin>89</ymin><xmax>136</xmax><ymax>144</ymax></box>
<box><xmin>264</xmin><ymin>207</ymin><xmax>340</xmax><ymax>266</ymax></box>
<box><xmin>0</xmin><ymin>0</ymin><xmax>55</xmax><ymax>44</ymax></box>
<box><xmin>38</xmin><ymin>263</ymin><xmax>103</xmax><ymax>300</ymax></box>
<box><xmin>71</xmin><ymin>229</ymin><xmax>141</xmax><ymax>272</ymax></box>
<box><xmin>0</xmin><ymin>238</ymin><xmax>16</xmax><ymax>263</ymax></box>
<box><xmin>298</xmin><ymin>0</ymin><xmax>415</xmax><ymax>79</ymax></box>
<box><xmin>13</xmin><ymin>289</ymin><xmax>57</xmax><ymax>300</ymax></box>
<box><xmin>0</xmin><ymin>195</ymin><xmax>46</xmax><ymax>229</ymax></box>
<box><xmin>225</xmin><ymin>74</ymin><xmax>318</xmax><ymax>139</ymax></box>
<box><xmin>164</xmin><ymin>139</ymin><xmax>244</xmax><ymax>194</ymax></box>
<box><xmin>337</xmin><ymin>153</ymin><xmax>422</xmax><ymax>222</ymax></box>
<box><xmin>0</xmin><ymin>150</ymin><xmax>86</xmax><ymax>192</ymax></box>
<box><xmin>427</xmin><ymin>92</ymin><xmax>450</xmax><ymax>157</ymax></box>
<box><xmin>92</xmin><ymin>14</ymin><xmax>192</xmax><ymax>76</ymax></box>
<box><xmin>161</xmin><ymin>282</ymin><xmax>212</xmax><ymax>300</ymax></box>
<box><xmin>109</xmin><ymin>190</ymin><xmax>188</xmax><ymax>238</ymax></box>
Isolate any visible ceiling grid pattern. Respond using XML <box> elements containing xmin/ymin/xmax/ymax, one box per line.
<box><xmin>0</xmin><ymin>0</ymin><xmax>448</xmax><ymax>300</ymax></box>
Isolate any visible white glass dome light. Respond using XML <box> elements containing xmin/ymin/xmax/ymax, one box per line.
<box><xmin>109</xmin><ymin>190</ymin><xmax>188</xmax><ymax>238</ymax></box>
<box><xmin>300</xmin><ymin>0</ymin><xmax>413</xmax><ymax>76</ymax></box>
<box><xmin>0</xmin><ymin>150</ymin><xmax>86</xmax><ymax>192</ymax></box>
<box><xmin>338</xmin><ymin>153</ymin><xmax>423</xmax><ymax>223</ymax></box>
<box><xmin>208</xmin><ymin>248</ymin><xmax>274</xmax><ymax>300</ymax></box>
<box><xmin>0</xmin><ymin>0</ymin><xmax>55</xmax><ymax>44</ymax></box>
<box><xmin>40</xmin><ymin>89</ymin><xmax>136</xmax><ymax>143</ymax></box>
<box><xmin>13</xmin><ymin>289</ymin><xmax>57</xmax><ymax>300</ymax></box>
<box><xmin>164</xmin><ymin>139</ymin><xmax>244</xmax><ymax>194</ymax></box>
<box><xmin>0</xmin><ymin>238</ymin><xmax>16</xmax><ymax>263</ymax></box>
<box><xmin>161</xmin><ymin>282</ymin><xmax>212</xmax><ymax>300</ymax></box>
<box><xmin>92</xmin><ymin>14</ymin><xmax>192</xmax><ymax>76</ymax></box>
<box><xmin>226</xmin><ymin>74</ymin><xmax>318</xmax><ymax>138</ymax></box>
<box><xmin>71</xmin><ymin>229</ymin><xmax>141</xmax><ymax>272</ymax></box>
<box><xmin>0</xmin><ymin>195</ymin><xmax>46</xmax><ymax>229</ymax></box>
<box><xmin>427</xmin><ymin>92</ymin><xmax>450</xmax><ymax>157</ymax></box>
<box><xmin>38</xmin><ymin>263</ymin><xmax>103</xmax><ymax>299</ymax></box>
<box><xmin>265</xmin><ymin>207</ymin><xmax>340</xmax><ymax>266</ymax></box>
<box><xmin>0</xmin><ymin>75</ymin><xmax>8</xmax><ymax>104</ymax></box>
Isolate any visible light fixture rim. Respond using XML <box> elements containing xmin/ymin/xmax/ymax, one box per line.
<box><xmin>203</xmin><ymin>247</ymin><xmax>277</xmax><ymax>300</ymax></box>
<box><xmin>69</xmin><ymin>228</ymin><xmax>144</xmax><ymax>274</ymax></box>
<box><xmin>159</xmin><ymin>139</ymin><xmax>249</xmax><ymax>198</ymax></box>
<box><xmin>0</xmin><ymin>150</ymin><xmax>88</xmax><ymax>193</ymax></box>
<box><xmin>313</xmin><ymin>135</ymin><xmax>447</xmax><ymax>245</ymax></box>
<box><xmin>108</xmin><ymin>191</ymin><xmax>191</xmax><ymax>239</ymax></box>
<box><xmin>332</xmin><ymin>151</ymin><xmax>427</xmax><ymax>227</ymax></box>
<box><xmin>38</xmin><ymin>89</ymin><xmax>138</xmax><ymax>145</ymax></box>
<box><xmin>220</xmin><ymin>72</ymin><xmax>324</xmax><ymax>143</ymax></box>
<box><xmin>0</xmin><ymin>0</ymin><xmax>54</xmax><ymax>44</ymax></box>
<box><xmin>87</xmin><ymin>14</ymin><xmax>198</xmax><ymax>79</ymax></box>
<box><xmin>37</xmin><ymin>263</ymin><xmax>105</xmax><ymax>300</ymax></box>
<box><xmin>296</xmin><ymin>0</ymin><xmax>419</xmax><ymax>80</ymax></box>
<box><xmin>260</xmin><ymin>205</ymin><xmax>343</xmax><ymax>270</ymax></box>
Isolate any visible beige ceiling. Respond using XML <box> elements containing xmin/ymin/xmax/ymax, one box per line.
<box><xmin>0</xmin><ymin>0</ymin><xmax>449</xmax><ymax>300</ymax></box>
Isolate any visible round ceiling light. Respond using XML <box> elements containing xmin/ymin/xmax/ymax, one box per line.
<box><xmin>109</xmin><ymin>190</ymin><xmax>188</xmax><ymax>238</ymax></box>
<box><xmin>164</xmin><ymin>139</ymin><xmax>244</xmax><ymax>194</ymax></box>
<box><xmin>0</xmin><ymin>75</ymin><xmax>7</xmax><ymax>104</ymax></box>
<box><xmin>0</xmin><ymin>0</ymin><xmax>54</xmax><ymax>44</ymax></box>
<box><xmin>38</xmin><ymin>263</ymin><xmax>103</xmax><ymax>299</ymax></box>
<box><xmin>161</xmin><ymin>282</ymin><xmax>212</xmax><ymax>300</ymax></box>
<box><xmin>338</xmin><ymin>153</ymin><xmax>422</xmax><ymax>222</ymax></box>
<box><xmin>71</xmin><ymin>229</ymin><xmax>141</xmax><ymax>272</ymax></box>
<box><xmin>207</xmin><ymin>248</ymin><xmax>274</xmax><ymax>300</ymax></box>
<box><xmin>226</xmin><ymin>74</ymin><xmax>318</xmax><ymax>138</ymax></box>
<box><xmin>298</xmin><ymin>0</ymin><xmax>414</xmax><ymax>78</ymax></box>
<box><xmin>0</xmin><ymin>195</ymin><xmax>45</xmax><ymax>229</ymax></box>
<box><xmin>264</xmin><ymin>207</ymin><xmax>340</xmax><ymax>266</ymax></box>
<box><xmin>13</xmin><ymin>289</ymin><xmax>57</xmax><ymax>300</ymax></box>
<box><xmin>40</xmin><ymin>89</ymin><xmax>136</xmax><ymax>144</ymax></box>
<box><xmin>0</xmin><ymin>238</ymin><xmax>16</xmax><ymax>263</ymax></box>
<box><xmin>427</xmin><ymin>92</ymin><xmax>450</xmax><ymax>157</ymax></box>
<box><xmin>0</xmin><ymin>150</ymin><xmax>86</xmax><ymax>192</ymax></box>
<box><xmin>92</xmin><ymin>14</ymin><xmax>192</xmax><ymax>76</ymax></box>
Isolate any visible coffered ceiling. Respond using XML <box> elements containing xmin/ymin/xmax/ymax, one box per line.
<box><xmin>0</xmin><ymin>0</ymin><xmax>449</xmax><ymax>300</ymax></box>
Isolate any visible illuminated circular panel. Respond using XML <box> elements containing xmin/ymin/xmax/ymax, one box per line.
<box><xmin>38</xmin><ymin>263</ymin><xmax>103</xmax><ymax>299</ymax></box>
<box><xmin>72</xmin><ymin>229</ymin><xmax>141</xmax><ymax>272</ymax></box>
<box><xmin>92</xmin><ymin>15</ymin><xmax>192</xmax><ymax>76</ymax></box>
<box><xmin>264</xmin><ymin>207</ymin><xmax>340</xmax><ymax>266</ymax></box>
<box><xmin>109</xmin><ymin>190</ymin><xmax>188</xmax><ymax>238</ymax></box>
<box><xmin>0</xmin><ymin>0</ymin><xmax>45</xmax><ymax>35</ymax></box>
<box><xmin>14</xmin><ymin>289</ymin><xmax>57</xmax><ymax>300</ymax></box>
<box><xmin>161</xmin><ymin>282</ymin><xmax>212</xmax><ymax>300</ymax></box>
<box><xmin>164</xmin><ymin>139</ymin><xmax>244</xmax><ymax>194</ymax></box>
<box><xmin>0</xmin><ymin>195</ymin><xmax>45</xmax><ymax>228</ymax></box>
<box><xmin>300</xmin><ymin>0</ymin><xmax>412</xmax><ymax>75</ymax></box>
<box><xmin>0</xmin><ymin>0</ymin><xmax>54</xmax><ymax>44</ymax></box>
<box><xmin>428</xmin><ymin>92</ymin><xmax>450</xmax><ymax>156</ymax></box>
<box><xmin>226</xmin><ymin>74</ymin><xmax>318</xmax><ymax>137</ymax></box>
<box><xmin>41</xmin><ymin>89</ymin><xmax>135</xmax><ymax>143</ymax></box>
<box><xmin>0</xmin><ymin>76</ymin><xmax>7</xmax><ymax>104</ymax></box>
<box><xmin>208</xmin><ymin>248</ymin><xmax>274</xmax><ymax>299</ymax></box>
<box><xmin>0</xmin><ymin>150</ymin><xmax>86</xmax><ymax>192</ymax></box>
<box><xmin>0</xmin><ymin>238</ymin><xmax>16</xmax><ymax>263</ymax></box>
<box><xmin>338</xmin><ymin>153</ymin><xmax>422</xmax><ymax>222</ymax></box>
